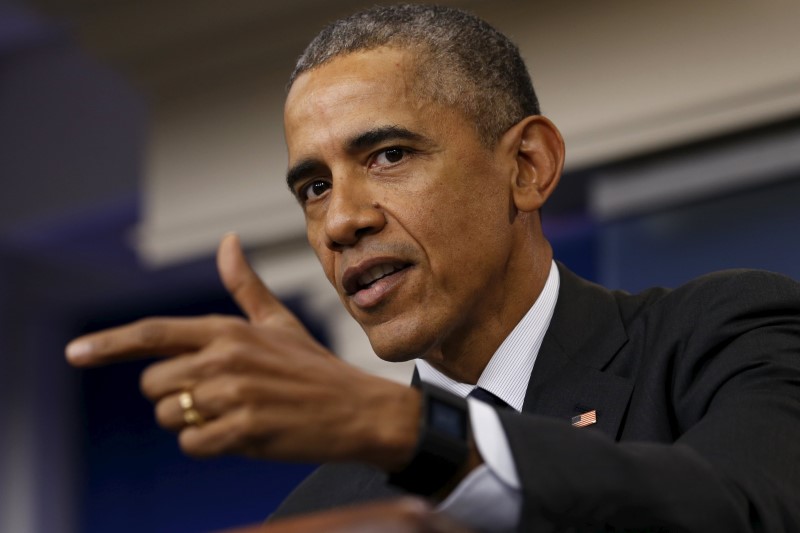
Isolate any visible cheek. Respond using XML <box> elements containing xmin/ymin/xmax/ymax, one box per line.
<box><xmin>417</xmin><ymin>194</ymin><xmax>506</xmax><ymax>265</ymax></box>
<box><xmin>421</xmin><ymin>178</ymin><xmax>511</xmax><ymax>275</ymax></box>
<box><xmin>427</xmin><ymin>173</ymin><xmax>509</xmax><ymax>235</ymax></box>
<box><xmin>306</xmin><ymin>224</ymin><xmax>336</xmax><ymax>285</ymax></box>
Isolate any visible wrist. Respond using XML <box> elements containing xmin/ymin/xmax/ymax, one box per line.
<box><xmin>388</xmin><ymin>383</ymin><xmax>471</xmax><ymax>496</ymax></box>
<box><xmin>354</xmin><ymin>382</ymin><xmax>422</xmax><ymax>471</ymax></box>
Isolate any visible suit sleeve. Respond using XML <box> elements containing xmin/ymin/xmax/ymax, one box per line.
<box><xmin>500</xmin><ymin>270</ymin><xmax>800</xmax><ymax>532</ymax></box>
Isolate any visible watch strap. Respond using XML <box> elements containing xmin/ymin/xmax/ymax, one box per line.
<box><xmin>388</xmin><ymin>382</ymin><xmax>470</xmax><ymax>495</ymax></box>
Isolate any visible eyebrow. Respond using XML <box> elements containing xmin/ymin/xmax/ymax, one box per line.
<box><xmin>286</xmin><ymin>159</ymin><xmax>321</xmax><ymax>192</ymax></box>
<box><xmin>285</xmin><ymin>125</ymin><xmax>430</xmax><ymax>191</ymax></box>
<box><xmin>346</xmin><ymin>125</ymin><xmax>427</xmax><ymax>152</ymax></box>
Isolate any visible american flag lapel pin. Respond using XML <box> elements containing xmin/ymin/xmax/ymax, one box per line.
<box><xmin>571</xmin><ymin>409</ymin><xmax>597</xmax><ymax>428</ymax></box>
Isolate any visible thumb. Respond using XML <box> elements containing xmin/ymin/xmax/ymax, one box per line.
<box><xmin>217</xmin><ymin>233</ymin><xmax>292</xmax><ymax>326</ymax></box>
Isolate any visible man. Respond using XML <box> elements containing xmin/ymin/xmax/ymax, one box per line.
<box><xmin>66</xmin><ymin>4</ymin><xmax>800</xmax><ymax>532</ymax></box>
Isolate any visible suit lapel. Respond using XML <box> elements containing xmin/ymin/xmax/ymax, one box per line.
<box><xmin>412</xmin><ymin>264</ymin><xmax>635</xmax><ymax>439</ymax></box>
<box><xmin>523</xmin><ymin>263</ymin><xmax>634</xmax><ymax>440</ymax></box>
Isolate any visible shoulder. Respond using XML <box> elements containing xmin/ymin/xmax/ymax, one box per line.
<box><xmin>592</xmin><ymin>269</ymin><xmax>800</xmax><ymax>384</ymax></box>
<box><xmin>668</xmin><ymin>268</ymin><xmax>800</xmax><ymax>303</ymax></box>
<box><xmin>609</xmin><ymin>270</ymin><xmax>800</xmax><ymax>391</ymax></box>
<box><xmin>612</xmin><ymin>269</ymin><xmax>800</xmax><ymax>328</ymax></box>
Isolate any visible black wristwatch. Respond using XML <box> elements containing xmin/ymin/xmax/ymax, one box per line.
<box><xmin>388</xmin><ymin>382</ymin><xmax>470</xmax><ymax>496</ymax></box>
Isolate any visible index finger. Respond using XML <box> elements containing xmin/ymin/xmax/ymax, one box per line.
<box><xmin>65</xmin><ymin>315</ymin><xmax>237</xmax><ymax>367</ymax></box>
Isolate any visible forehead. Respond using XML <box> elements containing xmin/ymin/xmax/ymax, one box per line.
<box><xmin>283</xmin><ymin>48</ymin><xmax>447</xmax><ymax>157</ymax></box>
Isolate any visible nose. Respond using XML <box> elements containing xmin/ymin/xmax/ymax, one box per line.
<box><xmin>324</xmin><ymin>176</ymin><xmax>386</xmax><ymax>250</ymax></box>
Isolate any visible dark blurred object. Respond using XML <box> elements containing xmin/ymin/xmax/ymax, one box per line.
<box><xmin>217</xmin><ymin>498</ymin><xmax>475</xmax><ymax>533</ymax></box>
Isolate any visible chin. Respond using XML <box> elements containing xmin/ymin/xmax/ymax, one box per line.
<box><xmin>365</xmin><ymin>324</ymin><xmax>438</xmax><ymax>364</ymax></box>
<box><xmin>368</xmin><ymin>337</ymin><xmax>418</xmax><ymax>363</ymax></box>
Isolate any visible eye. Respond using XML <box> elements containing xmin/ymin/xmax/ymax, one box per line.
<box><xmin>373</xmin><ymin>147</ymin><xmax>406</xmax><ymax>166</ymax></box>
<box><xmin>299</xmin><ymin>179</ymin><xmax>331</xmax><ymax>202</ymax></box>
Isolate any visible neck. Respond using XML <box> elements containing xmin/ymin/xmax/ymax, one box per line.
<box><xmin>423</xmin><ymin>240</ymin><xmax>553</xmax><ymax>384</ymax></box>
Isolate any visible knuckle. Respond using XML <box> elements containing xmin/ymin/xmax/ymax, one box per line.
<box><xmin>220</xmin><ymin>378</ymin><xmax>247</xmax><ymax>405</ymax></box>
<box><xmin>204</xmin><ymin>341</ymin><xmax>251</xmax><ymax>374</ymax></box>
<box><xmin>210</xmin><ymin>349</ymin><xmax>239</xmax><ymax>374</ymax></box>
<box><xmin>214</xmin><ymin>316</ymin><xmax>248</xmax><ymax>338</ymax></box>
<box><xmin>231</xmin><ymin>408</ymin><xmax>259</xmax><ymax>440</ymax></box>
<box><xmin>133</xmin><ymin>318</ymin><xmax>163</xmax><ymax>347</ymax></box>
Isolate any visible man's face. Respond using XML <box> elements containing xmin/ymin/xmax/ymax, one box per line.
<box><xmin>284</xmin><ymin>47</ymin><xmax>526</xmax><ymax>363</ymax></box>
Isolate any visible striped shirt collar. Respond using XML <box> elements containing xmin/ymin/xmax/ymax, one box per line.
<box><xmin>416</xmin><ymin>260</ymin><xmax>560</xmax><ymax>412</ymax></box>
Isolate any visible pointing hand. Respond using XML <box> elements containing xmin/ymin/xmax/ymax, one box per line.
<box><xmin>66</xmin><ymin>233</ymin><xmax>420</xmax><ymax>468</ymax></box>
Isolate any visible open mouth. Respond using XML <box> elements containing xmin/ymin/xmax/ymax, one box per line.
<box><xmin>344</xmin><ymin>261</ymin><xmax>411</xmax><ymax>295</ymax></box>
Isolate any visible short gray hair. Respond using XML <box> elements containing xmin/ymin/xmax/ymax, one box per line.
<box><xmin>289</xmin><ymin>4</ymin><xmax>540</xmax><ymax>146</ymax></box>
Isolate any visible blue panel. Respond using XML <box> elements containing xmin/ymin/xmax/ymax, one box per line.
<box><xmin>77</xmin><ymin>291</ymin><xmax>326</xmax><ymax>533</ymax></box>
<box><xmin>545</xmin><ymin>214</ymin><xmax>598</xmax><ymax>282</ymax></box>
<box><xmin>598</xmin><ymin>178</ymin><xmax>800</xmax><ymax>292</ymax></box>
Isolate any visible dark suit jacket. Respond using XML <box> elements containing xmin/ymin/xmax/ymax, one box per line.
<box><xmin>273</xmin><ymin>264</ymin><xmax>800</xmax><ymax>532</ymax></box>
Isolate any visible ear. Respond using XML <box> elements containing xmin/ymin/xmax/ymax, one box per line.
<box><xmin>499</xmin><ymin>115</ymin><xmax>565</xmax><ymax>213</ymax></box>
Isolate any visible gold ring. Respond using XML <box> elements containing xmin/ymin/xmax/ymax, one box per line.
<box><xmin>178</xmin><ymin>390</ymin><xmax>205</xmax><ymax>427</ymax></box>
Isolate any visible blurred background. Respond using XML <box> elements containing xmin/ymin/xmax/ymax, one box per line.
<box><xmin>1</xmin><ymin>0</ymin><xmax>799</xmax><ymax>532</ymax></box>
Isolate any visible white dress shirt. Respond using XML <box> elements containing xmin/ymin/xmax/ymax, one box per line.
<box><xmin>416</xmin><ymin>260</ymin><xmax>560</xmax><ymax>532</ymax></box>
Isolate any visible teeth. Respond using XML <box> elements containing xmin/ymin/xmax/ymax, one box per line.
<box><xmin>358</xmin><ymin>264</ymin><xmax>399</xmax><ymax>288</ymax></box>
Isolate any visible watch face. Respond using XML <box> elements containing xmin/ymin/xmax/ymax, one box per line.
<box><xmin>429</xmin><ymin>401</ymin><xmax>467</xmax><ymax>439</ymax></box>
